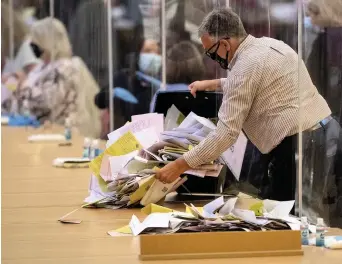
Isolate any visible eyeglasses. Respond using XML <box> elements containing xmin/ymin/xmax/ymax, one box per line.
<box><xmin>204</xmin><ymin>37</ymin><xmax>230</xmax><ymax>60</ymax></box>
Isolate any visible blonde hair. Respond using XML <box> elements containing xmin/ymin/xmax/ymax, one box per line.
<box><xmin>30</xmin><ymin>18</ymin><xmax>72</xmax><ymax>60</ymax></box>
<box><xmin>71</xmin><ymin>57</ymin><xmax>101</xmax><ymax>138</ymax></box>
<box><xmin>307</xmin><ymin>0</ymin><xmax>342</xmax><ymax>27</ymax></box>
<box><xmin>1</xmin><ymin>2</ymin><xmax>28</xmax><ymax>57</ymax></box>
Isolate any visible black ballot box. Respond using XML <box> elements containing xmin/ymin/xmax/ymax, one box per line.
<box><xmin>152</xmin><ymin>90</ymin><xmax>239</xmax><ymax>195</ymax></box>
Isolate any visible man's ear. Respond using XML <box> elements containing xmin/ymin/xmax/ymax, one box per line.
<box><xmin>220</xmin><ymin>39</ymin><xmax>230</xmax><ymax>51</ymax></box>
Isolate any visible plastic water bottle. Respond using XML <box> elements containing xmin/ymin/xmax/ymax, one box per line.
<box><xmin>90</xmin><ymin>139</ymin><xmax>100</xmax><ymax>159</ymax></box>
<box><xmin>22</xmin><ymin>99</ymin><xmax>31</xmax><ymax>117</ymax></box>
<box><xmin>82</xmin><ymin>137</ymin><xmax>91</xmax><ymax>158</ymax></box>
<box><xmin>300</xmin><ymin>216</ymin><xmax>309</xmax><ymax>245</ymax></box>
<box><xmin>316</xmin><ymin>218</ymin><xmax>325</xmax><ymax>247</ymax></box>
<box><xmin>64</xmin><ymin>118</ymin><xmax>72</xmax><ymax>141</ymax></box>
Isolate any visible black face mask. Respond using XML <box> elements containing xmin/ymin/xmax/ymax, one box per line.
<box><xmin>30</xmin><ymin>43</ymin><xmax>44</xmax><ymax>58</ymax></box>
<box><xmin>205</xmin><ymin>38</ymin><xmax>230</xmax><ymax>70</ymax></box>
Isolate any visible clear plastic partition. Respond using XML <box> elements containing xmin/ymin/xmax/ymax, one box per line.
<box><xmin>300</xmin><ymin>0</ymin><xmax>342</xmax><ymax>228</ymax></box>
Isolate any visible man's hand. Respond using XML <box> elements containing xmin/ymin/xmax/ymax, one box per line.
<box><xmin>155</xmin><ymin>158</ymin><xmax>191</xmax><ymax>184</ymax></box>
<box><xmin>188</xmin><ymin>79</ymin><xmax>220</xmax><ymax>98</ymax></box>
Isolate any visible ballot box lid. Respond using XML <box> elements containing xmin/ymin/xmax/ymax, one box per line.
<box><xmin>152</xmin><ymin>90</ymin><xmax>223</xmax><ymax>118</ymax></box>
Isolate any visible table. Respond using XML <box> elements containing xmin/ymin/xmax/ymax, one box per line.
<box><xmin>2</xmin><ymin>126</ymin><xmax>342</xmax><ymax>264</ymax></box>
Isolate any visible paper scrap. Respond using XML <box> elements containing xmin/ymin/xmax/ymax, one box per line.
<box><xmin>249</xmin><ymin>201</ymin><xmax>264</xmax><ymax>216</ymax></box>
<box><xmin>185</xmin><ymin>169</ymin><xmax>206</xmax><ymax>178</ymax></box>
<box><xmin>268</xmin><ymin>200</ymin><xmax>295</xmax><ymax>219</ymax></box>
<box><xmin>232</xmin><ymin>209</ymin><xmax>269</xmax><ymax>225</ymax></box>
<box><xmin>58</xmin><ymin>219</ymin><xmax>82</xmax><ymax>224</ymax></box>
<box><xmin>221</xmin><ymin>132</ymin><xmax>248</xmax><ymax>181</ymax></box>
<box><xmin>141</xmin><ymin>204</ymin><xmax>174</xmax><ymax>215</ymax></box>
<box><xmin>89</xmin><ymin>132</ymin><xmax>142</xmax><ymax>192</ymax></box>
<box><xmin>203</xmin><ymin>196</ymin><xmax>224</xmax><ymax>214</ymax></box>
<box><xmin>129</xmin><ymin>175</ymin><xmax>155</xmax><ymax>204</ymax></box>
<box><xmin>219</xmin><ymin>197</ymin><xmax>238</xmax><ymax>216</ymax></box>
<box><xmin>131</xmin><ymin>113</ymin><xmax>164</xmax><ymax>136</ymax></box>
<box><xmin>109</xmin><ymin>225</ymin><xmax>132</xmax><ymax>235</ymax></box>
<box><xmin>129</xmin><ymin>213</ymin><xmax>171</xmax><ymax>236</ymax></box>
<box><xmin>108</xmin><ymin>151</ymin><xmax>138</xmax><ymax>181</ymax></box>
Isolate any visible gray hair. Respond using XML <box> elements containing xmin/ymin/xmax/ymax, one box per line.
<box><xmin>198</xmin><ymin>8</ymin><xmax>247</xmax><ymax>39</ymax></box>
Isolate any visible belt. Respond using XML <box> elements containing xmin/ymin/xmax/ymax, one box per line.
<box><xmin>308</xmin><ymin>116</ymin><xmax>333</xmax><ymax>132</ymax></box>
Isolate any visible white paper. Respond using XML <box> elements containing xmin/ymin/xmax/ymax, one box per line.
<box><xmin>221</xmin><ymin>132</ymin><xmax>248</xmax><ymax>181</ymax></box>
<box><xmin>107</xmin><ymin>119</ymin><xmax>160</xmax><ymax>147</ymax></box>
<box><xmin>134</xmin><ymin>128</ymin><xmax>159</xmax><ymax>148</ymax></box>
<box><xmin>109</xmin><ymin>151</ymin><xmax>138</xmax><ymax>180</ymax></box>
<box><xmin>28</xmin><ymin>134</ymin><xmax>65</xmax><ymax>142</ymax></box>
<box><xmin>232</xmin><ymin>209</ymin><xmax>269</xmax><ymax>226</ymax></box>
<box><xmin>84</xmin><ymin>174</ymin><xmax>114</xmax><ymax>203</ymax></box>
<box><xmin>131</xmin><ymin>113</ymin><xmax>164</xmax><ymax>136</ymax></box>
<box><xmin>268</xmin><ymin>200</ymin><xmax>295</xmax><ymax>219</ymax></box>
<box><xmin>219</xmin><ymin>197</ymin><xmax>238</xmax><ymax>216</ymax></box>
<box><xmin>203</xmin><ymin>196</ymin><xmax>224</xmax><ymax>214</ymax></box>
<box><xmin>205</xmin><ymin>165</ymin><xmax>224</xmax><ymax>177</ymax></box>
<box><xmin>179</xmin><ymin>112</ymin><xmax>216</xmax><ymax>130</ymax></box>
<box><xmin>165</xmin><ymin>104</ymin><xmax>184</xmax><ymax>131</ymax></box>
<box><xmin>129</xmin><ymin>213</ymin><xmax>171</xmax><ymax>236</ymax></box>
<box><xmin>185</xmin><ymin>169</ymin><xmax>206</xmax><ymax>178</ymax></box>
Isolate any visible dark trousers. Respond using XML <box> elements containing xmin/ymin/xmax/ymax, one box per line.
<box><xmin>258</xmin><ymin>119</ymin><xmax>342</xmax><ymax>227</ymax></box>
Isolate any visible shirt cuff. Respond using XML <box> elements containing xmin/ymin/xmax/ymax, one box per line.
<box><xmin>183</xmin><ymin>149</ymin><xmax>204</xmax><ymax>169</ymax></box>
<box><xmin>219</xmin><ymin>78</ymin><xmax>226</xmax><ymax>92</ymax></box>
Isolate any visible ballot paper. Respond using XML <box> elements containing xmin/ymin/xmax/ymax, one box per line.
<box><xmin>221</xmin><ymin>132</ymin><xmax>248</xmax><ymax>181</ymax></box>
<box><xmin>111</xmin><ymin>196</ymin><xmax>298</xmax><ymax>237</ymax></box>
<box><xmin>179</xmin><ymin>112</ymin><xmax>216</xmax><ymax>130</ymax></box>
<box><xmin>131</xmin><ymin>113</ymin><xmax>164</xmax><ymax>136</ymax></box>
<box><xmin>164</xmin><ymin>104</ymin><xmax>185</xmax><ymax>130</ymax></box>
<box><xmin>107</xmin><ymin>114</ymin><xmax>163</xmax><ymax>147</ymax></box>
<box><xmin>129</xmin><ymin>213</ymin><xmax>172</xmax><ymax>236</ymax></box>
<box><xmin>108</xmin><ymin>151</ymin><xmax>138</xmax><ymax>181</ymax></box>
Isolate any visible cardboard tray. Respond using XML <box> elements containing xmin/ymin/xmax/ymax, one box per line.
<box><xmin>139</xmin><ymin>230</ymin><xmax>303</xmax><ymax>260</ymax></box>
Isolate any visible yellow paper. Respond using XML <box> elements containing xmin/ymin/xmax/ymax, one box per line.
<box><xmin>89</xmin><ymin>132</ymin><xmax>142</xmax><ymax>192</ymax></box>
<box><xmin>113</xmin><ymin>225</ymin><xmax>132</xmax><ymax>234</ymax></box>
<box><xmin>249</xmin><ymin>202</ymin><xmax>264</xmax><ymax>216</ymax></box>
<box><xmin>141</xmin><ymin>203</ymin><xmax>174</xmax><ymax>215</ymax></box>
<box><xmin>185</xmin><ymin>205</ymin><xmax>204</xmax><ymax>218</ymax></box>
<box><xmin>129</xmin><ymin>175</ymin><xmax>155</xmax><ymax>204</ymax></box>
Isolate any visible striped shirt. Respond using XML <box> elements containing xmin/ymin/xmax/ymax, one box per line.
<box><xmin>184</xmin><ymin>35</ymin><xmax>331</xmax><ymax>168</ymax></box>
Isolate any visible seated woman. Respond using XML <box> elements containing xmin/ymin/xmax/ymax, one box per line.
<box><xmin>1</xmin><ymin>2</ymin><xmax>39</xmax><ymax>99</ymax></box>
<box><xmin>7</xmin><ymin>17</ymin><xmax>101</xmax><ymax>138</ymax></box>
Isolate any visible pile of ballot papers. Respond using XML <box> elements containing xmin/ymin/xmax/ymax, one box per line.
<box><xmin>108</xmin><ymin>196</ymin><xmax>300</xmax><ymax>236</ymax></box>
<box><xmin>84</xmin><ymin>105</ymin><xmax>247</xmax><ymax>209</ymax></box>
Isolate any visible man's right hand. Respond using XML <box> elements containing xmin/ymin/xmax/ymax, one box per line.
<box><xmin>188</xmin><ymin>79</ymin><xmax>220</xmax><ymax>98</ymax></box>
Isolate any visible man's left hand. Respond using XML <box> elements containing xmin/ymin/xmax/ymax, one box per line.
<box><xmin>155</xmin><ymin>158</ymin><xmax>191</xmax><ymax>183</ymax></box>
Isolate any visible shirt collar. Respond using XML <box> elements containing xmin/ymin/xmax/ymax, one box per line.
<box><xmin>228</xmin><ymin>34</ymin><xmax>255</xmax><ymax>70</ymax></box>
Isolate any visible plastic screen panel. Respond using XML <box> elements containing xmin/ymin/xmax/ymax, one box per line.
<box><xmin>300</xmin><ymin>0</ymin><xmax>342</xmax><ymax>228</ymax></box>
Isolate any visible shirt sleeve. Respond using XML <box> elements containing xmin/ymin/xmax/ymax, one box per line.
<box><xmin>183</xmin><ymin>59</ymin><xmax>263</xmax><ymax>168</ymax></box>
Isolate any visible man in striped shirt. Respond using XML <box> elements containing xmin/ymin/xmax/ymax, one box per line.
<box><xmin>156</xmin><ymin>8</ymin><xmax>341</xmax><ymax>216</ymax></box>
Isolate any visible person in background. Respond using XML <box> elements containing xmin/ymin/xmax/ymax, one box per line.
<box><xmin>1</xmin><ymin>2</ymin><xmax>39</xmax><ymax>80</ymax></box>
<box><xmin>147</xmin><ymin>41</ymin><xmax>206</xmax><ymax>112</ymax></box>
<box><xmin>92</xmin><ymin>0</ymin><xmax>146</xmax><ymax>135</ymax></box>
<box><xmin>35</xmin><ymin>0</ymin><xmax>82</xmax><ymax>30</ymax></box>
<box><xmin>8</xmin><ymin>18</ymin><xmax>101</xmax><ymax>138</ymax></box>
<box><xmin>304</xmin><ymin>0</ymin><xmax>342</xmax><ymax>226</ymax></box>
